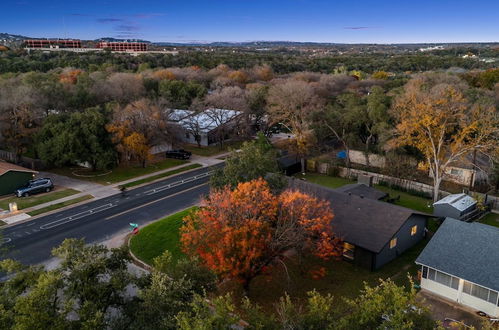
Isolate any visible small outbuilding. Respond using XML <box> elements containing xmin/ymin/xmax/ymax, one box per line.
<box><xmin>433</xmin><ymin>193</ymin><xmax>477</xmax><ymax>220</ymax></box>
<box><xmin>0</xmin><ymin>161</ymin><xmax>38</xmax><ymax>196</ymax></box>
<box><xmin>416</xmin><ymin>218</ymin><xmax>499</xmax><ymax>317</ymax></box>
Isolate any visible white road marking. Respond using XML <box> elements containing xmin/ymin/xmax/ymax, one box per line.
<box><xmin>1</xmin><ymin>237</ymin><xmax>12</xmax><ymax>244</ymax></box>
<box><xmin>105</xmin><ymin>182</ymin><xmax>208</xmax><ymax>220</ymax></box>
<box><xmin>40</xmin><ymin>203</ymin><xmax>116</xmax><ymax>230</ymax></box>
<box><xmin>144</xmin><ymin>170</ymin><xmax>214</xmax><ymax>196</ymax></box>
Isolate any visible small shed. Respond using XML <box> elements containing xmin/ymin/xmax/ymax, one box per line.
<box><xmin>0</xmin><ymin>161</ymin><xmax>38</xmax><ymax>196</ymax></box>
<box><xmin>433</xmin><ymin>193</ymin><xmax>477</xmax><ymax>220</ymax></box>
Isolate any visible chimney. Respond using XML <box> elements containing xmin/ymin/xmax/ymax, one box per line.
<box><xmin>358</xmin><ymin>174</ymin><xmax>373</xmax><ymax>187</ymax></box>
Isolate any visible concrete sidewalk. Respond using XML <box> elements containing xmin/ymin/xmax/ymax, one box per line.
<box><xmin>1</xmin><ymin>154</ymin><xmax>227</xmax><ymax>224</ymax></box>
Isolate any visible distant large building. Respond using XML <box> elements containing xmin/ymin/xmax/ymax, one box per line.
<box><xmin>24</xmin><ymin>39</ymin><xmax>82</xmax><ymax>48</ymax></box>
<box><xmin>96</xmin><ymin>41</ymin><xmax>147</xmax><ymax>52</ymax></box>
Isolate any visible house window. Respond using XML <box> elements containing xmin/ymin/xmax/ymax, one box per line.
<box><xmin>450</xmin><ymin>168</ymin><xmax>462</xmax><ymax>176</ymax></box>
<box><xmin>185</xmin><ymin>132</ymin><xmax>190</xmax><ymax>139</ymax></box>
<box><xmin>463</xmin><ymin>280</ymin><xmax>499</xmax><ymax>304</ymax></box>
<box><xmin>389</xmin><ymin>238</ymin><xmax>397</xmax><ymax>249</ymax></box>
<box><xmin>343</xmin><ymin>242</ymin><xmax>355</xmax><ymax>260</ymax></box>
<box><xmin>411</xmin><ymin>225</ymin><xmax>418</xmax><ymax>236</ymax></box>
<box><xmin>425</xmin><ymin>267</ymin><xmax>459</xmax><ymax>290</ymax></box>
<box><xmin>422</xmin><ymin>266</ymin><xmax>428</xmax><ymax>278</ymax></box>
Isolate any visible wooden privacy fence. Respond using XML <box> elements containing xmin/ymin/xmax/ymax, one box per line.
<box><xmin>307</xmin><ymin>160</ymin><xmax>499</xmax><ymax>211</ymax></box>
<box><xmin>0</xmin><ymin>149</ymin><xmax>45</xmax><ymax>170</ymax></box>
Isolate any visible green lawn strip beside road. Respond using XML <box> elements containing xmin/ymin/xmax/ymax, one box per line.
<box><xmin>50</xmin><ymin>158</ymin><xmax>188</xmax><ymax>185</ymax></box>
<box><xmin>27</xmin><ymin>195</ymin><xmax>94</xmax><ymax>216</ymax></box>
<box><xmin>183</xmin><ymin>141</ymin><xmax>244</xmax><ymax>157</ymax></box>
<box><xmin>122</xmin><ymin>164</ymin><xmax>202</xmax><ymax>189</ymax></box>
<box><xmin>129</xmin><ymin>207</ymin><xmax>198</xmax><ymax>265</ymax></box>
<box><xmin>0</xmin><ymin>189</ymin><xmax>80</xmax><ymax>211</ymax></box>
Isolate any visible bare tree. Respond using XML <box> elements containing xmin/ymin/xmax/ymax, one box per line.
<box><xmin>267</xmin><ymin>80</ymin><xmax>324</xmax><ymax>173</ymax></box>
<box><xmin>0</xmin><ymin>80</ymin><xmax>44</xmax><ymax>161</ymax></box>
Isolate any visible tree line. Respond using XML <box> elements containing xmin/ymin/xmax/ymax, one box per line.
<box><xmin>0</xmin><ymin>63</ymin><xmax>498</xmax><ymax>196</ymax></box>
<box><xmin>1</xmin><ymin>48</ymin><xmax>495</xmax><ymax>74</ymax></box>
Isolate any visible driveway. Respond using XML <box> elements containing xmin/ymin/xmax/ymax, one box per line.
<box><xmin>417</xmin><ymin>290</ymin><xmax>485</xmax><ymax>329</ymax></box>
<box><xmin>37</xmin><ymin>171</ymin><xmax>103</xmax><ymax>193</ymax></box>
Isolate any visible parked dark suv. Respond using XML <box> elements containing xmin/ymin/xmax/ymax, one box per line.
<box><xmin>15</xmin><ymin>178</ymin><xmax>54</xmax><ymax>197</ymax></box>
<box><xmin>165</xmin><ymin>149</ymin><xmax>192</xmax><ymax>160</ymax></box>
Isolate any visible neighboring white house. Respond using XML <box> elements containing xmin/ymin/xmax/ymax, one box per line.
<box><xmin>169</xmin><ymin>108</ymin><xmax>243</xmax><ymax>146</ymax></box>
<box><xmin>416</xmin><ymin>218</ymin><xmax>499</xmax><ymax>317</ymax></box>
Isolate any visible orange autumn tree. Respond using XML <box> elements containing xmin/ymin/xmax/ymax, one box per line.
<box><xmin>180</xmin><ymin>178</ymin><xmax>342</xmax><ymax>291</ymax></box>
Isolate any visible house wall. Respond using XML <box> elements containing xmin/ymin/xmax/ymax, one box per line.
<box><xmin>421</xmin><ymin>274</ymin><xmax>499</xmax><ymax>317</ymax></box>
<box><xmin>375</xmin><ymin>214</ymin><xmax>427</xmax><ymax>269</ymax></box>
<box><xmin>352</xmin><ymin>245</ymin><xmax>375</xmax><ymax>270</ymax></box>
<box><xmin>0</xmin><ymin>171</ymin><xmax>34</xmax><ymax>196</ymax></box>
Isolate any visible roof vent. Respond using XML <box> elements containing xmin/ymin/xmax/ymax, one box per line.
<box><xmin>360</xmin><ymin>194</ymin><xmax>364</xmax><ymax>199</ymax></box>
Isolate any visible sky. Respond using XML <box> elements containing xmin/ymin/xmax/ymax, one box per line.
<box><xmin>2</xmin><ymin>0</ymin><xmax>499</xmax><ymax>43</ymax></box>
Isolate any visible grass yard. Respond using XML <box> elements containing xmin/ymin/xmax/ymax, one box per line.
<box><xmin>298</xmin><ymin>173</ymin><xmax>433</xmax><ymax>214</ymax></box>
<box><xmin>49</xmin><ymin>158</ymin><xmax>187</xmax><ymax>185</ymax></box>
<box><xmin>129</xmin><ymin>207</ymin><xmax>198</xmax><ymax>265</ymax></box>
<box><xmin>374</xmin><ymin>185</ymin><xmax>433</xmax><ymax>213</ymax></box>
<box><xmin>221</xmin><ymin>238</ymin><xmax>429</xmax><ymax>311</ymax></box>
<box><xmin>295</xmin><ymin>173</ymin><xmax>355</xmax><ymax>188</ymax></box>
<box><xmin>183</xmin><ymin>141</ymin><xmax>245</xmax><ymax>157</ymax></box>
<box><xmin>479</xmin><ymin>212</ymin><xmax>499</xmax><ymax>228</ymax></box>
<box><xmin>123</xmin><ymin>164</ymin><xmax>202</xmax><ymax>188</ymax></box>
<box><xmin>27</xmin><ymin>195</ymin><xmax>94</xmax><ymax>216</ymax></box>
<box><xmin>0</xmin><ymin>189</ymin><xmax>80</xmax><ymax>211</ymax></box>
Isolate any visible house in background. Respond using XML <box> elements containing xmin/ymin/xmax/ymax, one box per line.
<box><xmin>169</xmin><ymin>108</ymin><xmax>243</xmax><ymax>147</ymax></box>
<box><xmin>416</xmin><ymin>218</ymin><xmax>499</xmax><ymax>317</ymax></box>
<box><xmin>0</xmin><ymin>161</ymin><xmax>38</xmax><ymax>196</ymax></box>
<box><xmin>287</xmin><ymin>179</ymin><xmax>430</xmax><ymax>270</ymax></box>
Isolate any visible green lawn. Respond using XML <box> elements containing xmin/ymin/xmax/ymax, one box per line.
<box><xmin>374</xmin><ymin>186</ymin><xmax>433</xmax><ymax>213</ymax></box>
<box><xmin>49</xmin><ymin>158</ymin><xmax>188</xmax><ymax>185</ymax></box>
<box><xmin>183</xmin><ymin>141</ymin><xmax>245</xmax><ymax>157</ymax></box>
<box><xmin>27</xmin><ymin>195</ymin><xmax>94</xmax><ymax>216</ymax></box>
<box><xmin>129</xmin><ymin>207</ymin><xmax>198</xmax><ymax>265</ymax></box>
<box><xmin>298</xmin><ymin>173</ymin><xmax>433</xmax><ymax>214</ymax></box>
<box><xmin>222</xmin><ymin>238</ymin><xmax>429</xmax><ymax>311</ymax></box>
<box><xmin>479</xmin><ymin>212</ymin><xmax>499</xmax><ymax>228</ymax></box>
<box><xmin>123</xmin><ymin>164</ymin><xmax>202</xmax><ymax>188</ymax></box>
<box><xmin>0</xmin><ymin>189</ymin><xmax>80</xmax><ymax>211</ymax></box>
<box><xmin>295</xmin><ymin>173</ymin><xmax>355</xmax><ymax>188</ymax></box>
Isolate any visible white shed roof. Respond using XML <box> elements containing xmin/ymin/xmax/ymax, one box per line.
<box><xmin>170</xmin><ymin>108</ymin><xmax>242</xmax><ymax>133</ymax></box>
<box><xmin>433</xmin><ymin>193</ymin><xmax>477</xmax><ymax>212</ymax></box>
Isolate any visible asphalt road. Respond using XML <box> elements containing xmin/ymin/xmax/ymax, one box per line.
<box><xmin>0</xmin><ymin>165</ymin><xmax>221</xmax><ymax>266</ymax></box>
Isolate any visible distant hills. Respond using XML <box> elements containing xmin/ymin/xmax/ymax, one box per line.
<box><xmin>1</xmin><ymin>32</ymin><xmax>498</xmax><ymax>49</ymax></box>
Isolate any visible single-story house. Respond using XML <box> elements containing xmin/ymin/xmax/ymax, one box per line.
<box><xmin>0</xmin><ymin>161</ymin><xmax>38</xmax><ymax>196</ymax></box>
<box><xmin>433</xmin><ymin>193</ymin><xmax>477</xmax><ymax>221</ymax></box>
<box><xmin>416</xmin><ymin>218</ymin><xmax>499</xmax><ymax>317</ymax></box>
<box><xmin>169</xmin><ymin>108</ymin><xmax>243</xmax><ymax>146</ymax></box>
<box><xmin>287</xmin><ymin>179</ymin><xmax>430</xmax><ymax>270</ymax></box>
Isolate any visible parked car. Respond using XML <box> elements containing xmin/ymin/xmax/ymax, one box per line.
<box><xmin>15</xmin><ymin>178</ymin><xmax>54</xmax><ymax>197</ymax></box>
<box><xmin>165</xmin><ymin>149</ymin><xmax>192</xmax><ymax>160</ymax></box>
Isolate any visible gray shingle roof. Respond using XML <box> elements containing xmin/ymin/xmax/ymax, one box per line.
<box><xmin>287</xmin><ymin>179</ymin><xmax>428</xmax><ymax>253</ymax></box>
<box><xmin>335</xmin><ymin>183</ymin><xmax>388</xmax><ymax>200</ymax></box>
<box><xmin>416</xmin><ymin>218</ymin><xmax>499</xmax><ymax>292</ymax></box>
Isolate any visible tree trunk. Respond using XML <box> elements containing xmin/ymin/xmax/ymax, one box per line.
<box><xmin>142</xmin><ymin>158</ymin><xmax>146</xmax><ymax>168</ymax></box>
<box><xmin>365</xmin><ymin>134</ymin><xmax>373</xmax><ymax>167</ymax></box>
<box><xmin>344</xmin><ymin>145</ymin><xmax>351</xmax><ymax>168</ymax></box>
<box><xmin>433</xmin><ymin>176</ymin><xmax>442</xmax><ymax>202</ymax></box>
<box><xmin>300</xmin><ymin>157</ymin><xmax>306</xmax><ymax>174</ymax></box>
